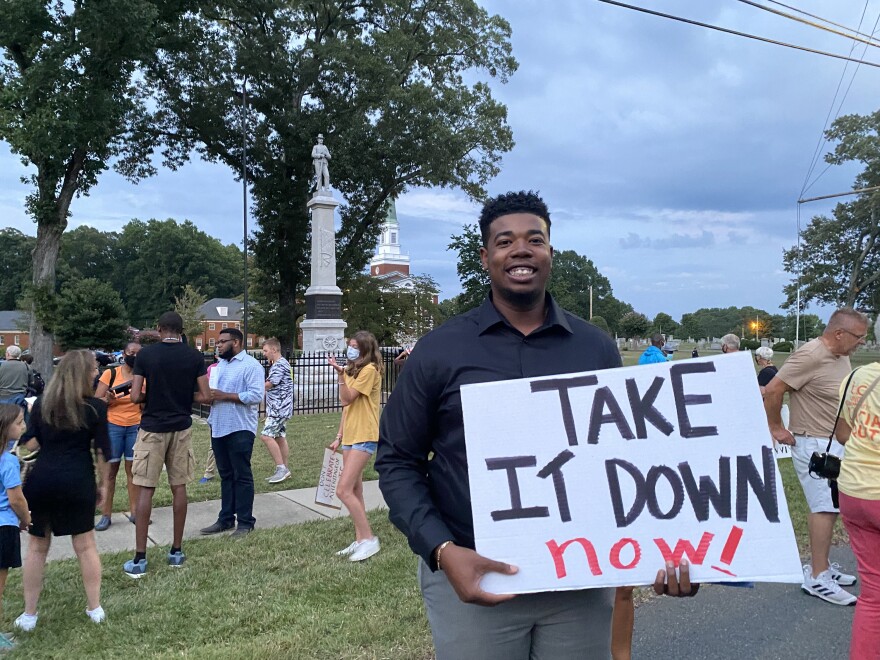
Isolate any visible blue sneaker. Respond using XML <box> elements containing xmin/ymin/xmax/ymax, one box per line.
<box><xmin>167</xmin><ymin>550</ymin><xmax>186</xmax><ymax>567</ymax></box>
<box><xmin>123</xmin><ymin>558</ymin><xmax>147</xmax><ymax>579</ymax></box>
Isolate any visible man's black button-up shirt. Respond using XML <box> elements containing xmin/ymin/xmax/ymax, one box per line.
<box><xmin>376</xmin><ymin>295</ymin><xmax>622</xmax><ymax>569</ymax></box>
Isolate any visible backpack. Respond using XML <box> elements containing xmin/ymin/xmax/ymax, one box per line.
<box><xmin>93</xmin><ymin>365</ymin><xmax>118</xmax><ymax>393</ymax></box>
<box><xmin>26</xmin><ymin>368</ymin><xmax>45</xmax><ymax>397</ymax></box>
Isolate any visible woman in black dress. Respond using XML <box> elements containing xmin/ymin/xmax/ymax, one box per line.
<box><xmin>15</xmin><ymin>350</ymin><xmax>110</xmax><ymax>631</ymax></box>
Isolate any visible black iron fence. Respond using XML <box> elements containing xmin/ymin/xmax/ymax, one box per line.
<box><xmin>192</xmin><ymin>347</ymin><xmax>402</xmax><ymax>419</ymax></box>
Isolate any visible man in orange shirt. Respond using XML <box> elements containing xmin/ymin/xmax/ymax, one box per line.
<box><xmin>94</xmin><ymin>342</ymin><xmax>143</xmax><ymax>531</ymax></box>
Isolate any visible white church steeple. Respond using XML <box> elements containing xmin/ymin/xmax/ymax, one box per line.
<box><xmin>370</xmin><ymin>199</ymin><xmax>410</xmax><ymax>277</ymax></box>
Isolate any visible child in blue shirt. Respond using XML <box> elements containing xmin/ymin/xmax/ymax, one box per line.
<box><xmin>0</xmin><ymin>404</ymin><xmax>32</xmax><ymax>645</ymax></box>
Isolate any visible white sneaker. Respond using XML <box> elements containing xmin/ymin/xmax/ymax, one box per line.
<box><xmin>801</xmin><ymin>567</ymin><xmax>857</xmax><ymax>606</ymax></box>
<box><xmin>349</xmin><ymin>537</ymin><xmax>380</xmax><ymax>562</ymax></box>
<box><xmin>829</xmin><ymin>562</ymin><xmax>857</xmax><ymax>586</ymax></box>
<box><xmin>335</xmin><ymin>540</ymin><xmax>362</xmax><ymax>557</ymax></box>
<box><xmin>86</xmin><ymin>606</ymin><xmax>106</xmax><ymax>623</ymax></box>
<box><xmin>267</xmin><ymin>466</ymin><xmax>291</xmax><ymax>484</ymax></box>
<box><xmin>13</xmin><ymin>613</ymin><xmax>37</xmax><ymax>632</ymax></box>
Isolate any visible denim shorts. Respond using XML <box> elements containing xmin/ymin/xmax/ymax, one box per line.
<box><xmin>108</xmin><ymin>423</ymin><xmax>139</xmax><ymax>462</ymax></box>
<box><xmin>345</xmin><ymin>441</ymin><xmax>378</xmax><ymax>455</ymax></box>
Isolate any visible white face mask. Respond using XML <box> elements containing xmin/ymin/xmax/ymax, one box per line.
<box><xmin>346</xmin><ymin>346</ymin><xmax>360</xmax><ymax>360</ymax></box>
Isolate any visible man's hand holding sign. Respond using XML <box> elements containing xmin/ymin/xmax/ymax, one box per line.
<box><xmin>461</xmin><ymin>351</ymin><xmax>803</xmax><ymax>594</ymax></box>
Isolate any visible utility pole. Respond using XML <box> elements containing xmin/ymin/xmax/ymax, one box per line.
<box><xmin>241</xmin><ymin>79</ymin><xmax>249</xmax><ymax>342</ymax></box>
<box><xmin>795</xmin><ymin>185</ymin><xmax>880</xmax><ymax>345</ymax></box>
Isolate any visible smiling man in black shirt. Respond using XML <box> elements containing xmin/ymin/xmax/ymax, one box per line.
<box><xmin>376</xmin><ymin>191</ymin><xmax>696</xmax><ymax>659</ymax></box>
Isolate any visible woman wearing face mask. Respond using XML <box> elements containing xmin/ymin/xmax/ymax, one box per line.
<box><xmin>93</xmin><ymin>342</ymin><xmax>143</xmax><ymax>530</ymax></box>
<box><xmin>328</xmin><ymin>332</ymin><xmax>384</xmax><ymax>561</ymax></box>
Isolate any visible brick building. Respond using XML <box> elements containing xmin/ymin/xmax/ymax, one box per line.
<box><xmin>194</xmin><ymin>298</ymin><xmax>262</xmax><ymax>352</ymax></box>
<box><xmin>0</xmin><ymin>311</ymin><xmax>28</xmax><ymax>351</ymax></box>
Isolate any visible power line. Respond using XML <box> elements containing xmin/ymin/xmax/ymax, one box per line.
<box><xmin>800</xmin><ymin>1</ymin><xmax>872</xmax><ymax>197</ymax></box>
<box><xmin>800</xmin><ymin>4</ymin><xmax>880</xmax><ymax>197</ymax></box>
<box><xmin>737</xmin><ymin>0</ymin><xmax>880</xmax><ymax>49</ymax></box>
<box><xmin>596</xmin><ymin>0</ymin><xmax>880</xmax><ymax>69</ymax></box>
<box><xmin>767</xmin><ymin>0</ymin><xmax>880</xmax><ymax>44</ymax></box>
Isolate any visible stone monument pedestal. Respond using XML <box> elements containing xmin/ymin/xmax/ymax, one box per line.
<box><xmin>301</xmin><ymin>191</ymin><xmax>347</xmax><ymax>353</ymax></box>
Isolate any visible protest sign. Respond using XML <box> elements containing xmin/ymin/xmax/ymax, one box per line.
<box><xmin>315</xmin><ymin>448</ymin><xmax>344</xmax><ymax>509</ymax></box>
<box><xmin>772</xmin><ymin>404</ymin><xmax>792</xmax><ymax>459</ymax></box>
<box><xmin>461</xmin><ymin>351</ymin><xmax>803</xmax><ymax>594</ymax></box>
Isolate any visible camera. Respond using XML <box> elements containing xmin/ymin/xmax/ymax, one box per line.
<box><xmin>809</xmin><ymin>451</ymin><xmax>841</xmax><ymax>508</ymax></box>
<box><xmin>808</xmin><ymin>451</ymin><xmax>841</xmax><ymax>480</ymax></box>
<box><xmin>111</xmin><ymin>381</ymin><xmax>133</xmax><ymax>396</ymax></box>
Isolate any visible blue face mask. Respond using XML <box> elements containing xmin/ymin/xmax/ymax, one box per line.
<box><xmin>346</xmin><ymin>346</ymin><xmax>360</xmax><ymax>360</ymax></box>
<box><xmin>6</xmin><ymin>440</ymin><xmax>15</xmax><ymax>453</ymax></box>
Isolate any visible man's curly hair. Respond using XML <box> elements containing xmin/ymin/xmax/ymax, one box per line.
<box><xmin>478</xmin><ymin>190</ymin><xmax>551</xmax><ymax>246</ymax></box>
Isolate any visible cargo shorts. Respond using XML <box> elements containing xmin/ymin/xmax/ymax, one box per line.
<box><xmin>131</xmin><ymin>428</ymin><xmax>195</xmax><ymax>488</ymax></box>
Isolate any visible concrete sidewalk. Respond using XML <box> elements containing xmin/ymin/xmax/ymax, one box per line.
<box><xmin>26</xmin><ymin>480</ymin><xmax>387</xmax><ymax>562</ymax></box>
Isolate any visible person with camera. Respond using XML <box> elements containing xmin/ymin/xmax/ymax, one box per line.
<box><xmin>93</xmin><ymin>341</ymin><xmax>142</xmax><ymax>531</ymax></box>
<box><xmin>833</xmin><ymin>317</ymin><xmax>880</xmax><ymax>658</ymax></box>
<box><xmin>763</xmin><ymin>308</ymin><xmax>868</xmax><ymax>606</ymax></box>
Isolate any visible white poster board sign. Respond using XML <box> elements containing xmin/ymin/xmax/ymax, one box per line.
<box><xmin>772</xmin><ymin>404</ymin><xmax>792</xmax><ymax>459</ymax></box>
<box><xmin>315</xmin><ymin>448</ymin><xmax>344</xmax><ymax>509</ymax></box>
<box><xmin>461</xmin><ymin>351</ymin><xmax>803</xmax><ymax>594</ymax></box>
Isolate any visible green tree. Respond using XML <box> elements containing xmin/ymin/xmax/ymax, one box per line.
<box><xmin>60</xmin><ymin>226</ymin><xmax>119</xmax><ymax>285</ymax></box>
<box><xmin>448</xmin><ymin>224</ymin><xmax>490</xmax><ymax>314</ymax></box>
<box><xmin>342</xmin><ymin>274</ymin><xmax>440</xmax><ymax>346</ymax></box>
<box><xmin>0</xmin><ymin>228</ymin><xmax>35</xmax><ymax>310</ymax></box>
<box><xmin>115</xmin><ymin>219</ymin><xmax>242</xmax><ymax>327</ymax></box>
<box><xmin>681</xmin><ymin>306</ymin><xmax>773</xmax><ymax>339</ymax></box>
<box><xmin>651</xmin><ymin>312</ymin><xmax>679</xmax><ymax>337</ymax></box>
<box><xmin>589</xmin><ymin>315</ymin><xmax>611</xmax><ymax>335</ymax></box>
<box><xmin>618</xmin><ymin>311</ymin><xmax>650</xmax><ymax>340</ymax></box>
<box><xmin>678</xmin><ymin>313</ymin><xmax>704</xmax><ymax>341</ymax></box>
<box><xmin>437</xmin><ymin>297</ymin><xmax>462</xmax><ymax>324</ymax></box>
<box><xmin>173</xmin><ymin>285</ymin><xmax>207</xmax><ymax>344</ymax></box>
<box><xmin>783</xmin><ymin>199</ymin><xmax>879</xmax><ymax>312</ymax></box>
<box><xmin>152</xmin><ymin>1</ymin><xmax>517</xmax><ymax>349</ymax></box>
<box><xmin>53</xmin><ymin>278</ymin><xmax>129</xmax><ymax>350</ymax></box>
<box><xmin>0</xmin><ymin>1</ymin><xmax>189</xmax><ymax>375</ymax></box>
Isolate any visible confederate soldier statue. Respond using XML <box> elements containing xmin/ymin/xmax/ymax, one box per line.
<box><xmin>312</xmin><ymin>134</ymin><xmax>331</xmax><ymax>191</ymax></box>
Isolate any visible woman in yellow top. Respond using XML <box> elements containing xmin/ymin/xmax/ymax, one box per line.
<box><xmin>834</xmin><ymin>332</ymin><xmax>880</xmax><ymax>658</ymax></box>
<box><xmin>328</xmin><ymin>331</ymin><xmax>383</xmax><ymax>562</ymax></box>
<box><xmin>93</xmin><ymin>342</ymin><xmax>142</xmax><ymax>531</ymax></box>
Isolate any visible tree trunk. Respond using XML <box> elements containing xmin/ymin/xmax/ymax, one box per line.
<box><xmin>29</xmin><ymin>221</ymin><xmax>64</xmax><ymax>378</ymax></box>
<box><xmin>28</xmin><ymin>151</ymin><xmax>84</xmax><ymax>377</ymax></box>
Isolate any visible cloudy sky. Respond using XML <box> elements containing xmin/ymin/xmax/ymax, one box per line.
<box><xmin>3</xmin><ymin>0</ymin><xmax>880</xmax><ymax>322</ymax></box>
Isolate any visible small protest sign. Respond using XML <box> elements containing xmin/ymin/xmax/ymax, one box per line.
<box><xmin>772</xmin><ymin>404</ymin><xmax>792</xmax><ymax>459</ymax></box>
<box><xmin>461</xmin><ymin>351</ymin><xmax>803</xmax><ymax>594</ymax></box>
<box><xmin>315</xmin><ymin>448</ymin><xmax>344</xmax><ymax>509</ymax></box>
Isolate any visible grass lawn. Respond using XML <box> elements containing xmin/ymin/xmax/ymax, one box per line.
<box><xmin>3</xmin><ymin>511</ymin><xmax>434</xmax><ymax>659</ymax></box>
<box><xmin>5</xmin><ymin>458</ymin><xmax>829</xmax><ymax>659</ymax></box>
<box><xmin>106</xmin><ymin>412</ymin><xmax>380</xmax><ymax>513</ymax></box>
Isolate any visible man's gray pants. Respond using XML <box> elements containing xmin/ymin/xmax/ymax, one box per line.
<box><xmin>419</xmin><ymin>561</ymin><xmax>613</xmax><ymax>659</ymax></box>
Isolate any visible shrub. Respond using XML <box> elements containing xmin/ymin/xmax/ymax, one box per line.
<box><xmin>773</xmin><ymin>341</ymin><xmax>793</xmax><ymax>352</ymax></box>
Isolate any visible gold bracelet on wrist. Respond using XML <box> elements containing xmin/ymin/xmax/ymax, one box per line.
<box><xmin>435</xmin><ymin>540</ymin><xmax>455</xmax><ymax>571</ymax></box>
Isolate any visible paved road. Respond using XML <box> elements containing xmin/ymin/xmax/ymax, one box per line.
<box><xmin>632</xmin><ymin>545</ymin><xmax>858</xmax><ymax>659</ymax></box>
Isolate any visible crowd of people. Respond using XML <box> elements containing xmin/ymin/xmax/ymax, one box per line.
<box><xmin>0</xmin><ymin>191</ymin><xmax>875</xmax><ymax>658</ymax></box>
